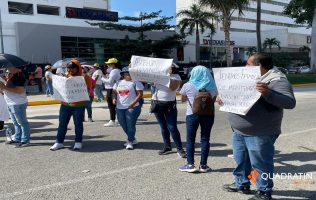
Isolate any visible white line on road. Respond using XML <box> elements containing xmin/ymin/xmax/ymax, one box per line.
<box><xmin>0</xmin><ymin>127</ymin><xmax>315</xmax><ymax>199</ymax></box>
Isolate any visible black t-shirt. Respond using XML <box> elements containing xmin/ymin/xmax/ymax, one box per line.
<box><xmin>7</xmin><ymin>72</ymin><xmax>26</xmax><ymax>87</ymax></box>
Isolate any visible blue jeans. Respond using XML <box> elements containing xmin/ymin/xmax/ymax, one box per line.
<box><xmin>116</xmin><ymin>105</ymin><xmax>141</xmax><ymax>142</ymax></box>
<box><xmin>45</xmin><ymin>80</ymin><xmax>53</xmax><ymax>95</ymax></box>
<box><xmin>232</xmin><ymin>131</ymin><xmax>278</xmax><ymax>194</ymax></box>
<box><xmin>94</xmin><ymin>84</ymin><xmax>104</xmax><ymax>102</ymax></box>
<box><xmin>7</xmin><ymin>103</ymin><xmax>30</xmax><ymax>143</ymax></box>
<box><xmin>154</xmin><ymin>107</ymin><xmax>183</xmax><ymax>150</ymax></box>
<box><xmin>56</xmin><ymin>104</ymin><xmax>85</xmax><ymax>143</ymax></box>
<box><xmin>85</xmin><ymin>96</ymin><xmax>94</xmax><ymax>118</ymax></box>
<box><xmin>186</xmin><ymin>114</ymin><xmax>214</xmax><ymax>165</ymax></box>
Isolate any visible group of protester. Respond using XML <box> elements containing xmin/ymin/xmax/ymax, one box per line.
<box><xmin>0</xmin><ymin>53</ymin><xmax>296</xmax><ymax>200</ymax></box>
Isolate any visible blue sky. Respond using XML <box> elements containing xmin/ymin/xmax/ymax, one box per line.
<box><xmin>111</xmin><ymin>0</ymin><xmax>176</xmax><ymax>25</ymax></box>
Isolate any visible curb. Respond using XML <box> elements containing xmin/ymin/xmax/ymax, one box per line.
<box><xmin>292</xmin><ymin>83</ymin><xmax>316</xmax><ymax>87</ymax></box>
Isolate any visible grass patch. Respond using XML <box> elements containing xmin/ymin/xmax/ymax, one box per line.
<box><xmin>287</xmin><ymin>74</ymin><xmax>316</xmax><ymax>84</ymax></box>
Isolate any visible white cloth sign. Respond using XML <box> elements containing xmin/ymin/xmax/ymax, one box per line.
<box><xmin>52</xmin><ymin>75</ymin><xmax>89</xmax><ymax>103</ymax></box>
<box><xmin>213</xmin><ymin>67</ymin><xmax>261</xmax><ymax>115</ymax></box>
<box><xmin>129</xmin><ymin>56</ymin><xmax>172</xmax><ymax>87</ymax></box>
<box><xmin>0</xmin><ymin>77</ymin><xmax>9</xmax><ymax>121</ymax></box>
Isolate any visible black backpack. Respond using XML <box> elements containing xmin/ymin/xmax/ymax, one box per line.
<box><xmin>188</xmin><ymin>89</ymin><xmax>214</xmax><ymax>116</ymax></box>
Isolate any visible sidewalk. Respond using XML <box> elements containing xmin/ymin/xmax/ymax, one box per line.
<box><xmin>26</xmin><ymin>83</ymin><xmax>316</xmax><ymax>106</ymax></box>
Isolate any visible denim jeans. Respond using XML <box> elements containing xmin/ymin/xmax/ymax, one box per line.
<box><xmin>186</xmin><ymin>114</ymin><xmax>214</xmax><ymax>165</ymax></box>
<box><xmin>46</xmin><ymin>80</ymin><xmax>53</xmax><ymax>95</ymax></box>
<box><xmin>7</xmin><ymin>103</ymin><xmax>30</xmax><ymax>143</ymax></box>
<box><xmin>116</xmin><ymin>105</ymin><xmax>141</xmax><ymax>142</ymax></box>
<box><xmin>154</xmin><ymin>107</ymin><xmax>183</xmax><ymax>150</ymax></box>
<box><xmin>56</xmin><ymin>104</ymin><xmax>85</xmax><ymax>143</ymax></box>
<box><xmin>232</xmin><ymin>131</ymin><xmax>278</xmax><ymax>194</ymax></box>
<box><xmin>85</xmin><ymin>96</ymin><xmax>94</xmax><ymax>119</ymax></box>
<box><xmin>94</xmin><ymin>84</ymin><xmax>104</xmax><ymax>102</ymax></box>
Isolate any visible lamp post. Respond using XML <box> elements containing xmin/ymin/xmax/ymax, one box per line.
<box><xmin>0</xmin><ymin>8</ymin><xmax>4</xmax><ymax>54</ymax></box>
<box><xmin>208</xmin><ymin>33</ymin><xmax>213</xmax><ymax>69</ymax></box>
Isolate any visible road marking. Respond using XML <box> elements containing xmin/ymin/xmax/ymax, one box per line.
<box><xmin>0</xmin><ymin>157</ymin><xmax>179</xmax><ymax>199</ymax></box>
<box><xmin>0</xmin><ymin>127</ymin><xmax>315</xmax><ymax>198</ymax></box>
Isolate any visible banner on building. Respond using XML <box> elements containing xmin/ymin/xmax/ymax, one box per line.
<box><xmin>52</xmin><ymin>75</ymin><xmax>89</xmax><ymax>103</ymax></box>
<box><xmin>213</xmin><ymin>67</ymin><xmax>261</xmax><ymax>115</ymax></box>
<box><xmin>129</xmin><ymin>56</ymin><xmax>173</xmax><ymax>87</ymax></box>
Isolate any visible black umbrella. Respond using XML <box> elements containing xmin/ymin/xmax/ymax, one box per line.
<box><xmin>0</xmin><ymin>54</ymin><xmax>28</xmax><ymax>68</ymax></box>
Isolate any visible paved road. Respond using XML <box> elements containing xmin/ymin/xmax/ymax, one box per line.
<box><xmin>0</xmin><ymin>87</ymin><xmax>315</xmax><ymax>200</ymax></box>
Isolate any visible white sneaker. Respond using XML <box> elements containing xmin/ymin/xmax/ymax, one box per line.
<box><xmin>126</xmin><ymin>142</ymin><xmax>133</xmax><ymax>150</ymax></box>
<box><xmin>50</xmin><ymin>143</ymin><xmax>64</xmax><ymax>151</ymax></box>
<box><xmin>103</xmin><ymin>120</ymin><xmax>117</xmax><ymax>127</ymax></box>
<box><xmin>124</xmin><ymin>139</ymin><xmax>138</xmax><ymax>147</ymax></box>
<box><xmin>73</xmin><ymin>142</ymin><xmax>82</xmax><ymax>150</ymax></box>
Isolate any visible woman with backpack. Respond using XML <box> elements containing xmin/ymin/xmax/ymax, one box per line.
<box><xmin>179</xmin><ymin>65</ymin><xmax>218</xmax><ymax>173</ymax></box>
<box><xmin>112</xmin><ymin>67</ymin><xmax>144</xmax><ymax>150</ymax></box>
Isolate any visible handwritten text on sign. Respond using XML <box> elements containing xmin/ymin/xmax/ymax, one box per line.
<box><xmin>52</xmin><ymin>75</ymin><xmax>89</xmax><ymax>103</ymax></box>
<box><xmin>129</xmin><ymin>56</ymin><xmax>172</xmax><ymax>87</ymax></box>
<box><xmin>213</xmin><ymin>67</ymin><xmax>261</xmax><ymax>115</ymax></box>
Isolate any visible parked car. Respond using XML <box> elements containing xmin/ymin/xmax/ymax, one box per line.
<box><xmin>277</xmin><ymin>67</ymin><xmax>288</xmax><ymax>74</ymax></box>
<box><xmin>298</xmin><ymin>66</ymin><xmax>312</xmax><ymax>74</ymax></box>
<box><xmin>288</xmin><ymin>67</ymin><xmax>299</xmax><ymax>74</ymax></box>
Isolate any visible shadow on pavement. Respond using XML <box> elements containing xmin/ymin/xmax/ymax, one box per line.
<box><xmin>29</xmin><ymin>115</ymin><xmax>59</xmax><ymax>120</ymax></box>
<box><xmin>136</xmin><ymin>121</ymin><xmax>185</xmax><ymax>126</ymax></box>
<box><xmin>273</xmin><ymin>189</ymin><xmax>316</xmax><ymax>200</ymax></box>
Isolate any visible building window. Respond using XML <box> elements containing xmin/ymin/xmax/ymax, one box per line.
<box><xmin>8</xmin><ymin>2</ymin><xmax>33</xmax><ymax>15</ymax></box>
<box><xmin>37</xmin><ymin>5</ymin><xmax>59</xmax><ymax>16</ymax></box>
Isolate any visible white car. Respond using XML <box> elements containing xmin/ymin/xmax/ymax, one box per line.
<box><xmin>298</xmin><ymin>66</ymin><xmax>311</xmax><ymax>74</ymax></box>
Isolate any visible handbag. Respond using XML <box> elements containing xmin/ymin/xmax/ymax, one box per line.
<box><xmin>150</xmin><ymin>85</ymin><xmax>176</xmax><ymax>113</ymax></box>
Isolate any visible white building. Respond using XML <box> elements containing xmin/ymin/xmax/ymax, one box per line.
<box><xmin>0</xmin><ymin>0</ymin><xmax>174</xmax><ymax>64</ymax></box>
<box><xmin>176</xmin><ymin>0</ymin><xmax>312</xmax><ymax>64</ymax></box>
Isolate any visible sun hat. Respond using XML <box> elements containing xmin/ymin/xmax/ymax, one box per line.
<box><xmin>105</xmin><ymin>58</ymin><xmax>118</xmax><ymax>64</ymax></box>
<box><xmin>93</xmin><ymin>63</ymin><xmax>99</xmax><ymax>68</ymax></box>
<box><xmin>120</xmin><ymin>66</ymin><xmax>129</xmax><ymax>74</ymax></box>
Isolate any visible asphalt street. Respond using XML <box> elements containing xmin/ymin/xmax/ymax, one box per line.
<box><xmin>0</xmin><ymin>86</ymin><xmax>315</xmax><ymax>200</ymax></box>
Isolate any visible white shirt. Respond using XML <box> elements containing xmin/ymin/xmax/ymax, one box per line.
<box><xmin>113</xmin><ymin>80</ymin><xmax>144</xmax><ymax>109</ymax></box>
<box><xmin>102</xmin><ymin>69</ymin><xmax>121</xmax><ymax>89</ymax></box>
<box><xmin>180</xmin><ymin>82</ymin><xmax>218</xmax><ymax>116</ymax></box>
<box><xmin>56</xmin><ymin>68</ymin><xmax>65</xmax><ymax>76</ymax></box>
<box><xmin>92</xmin><ymin>69</ymin><xmax>104</xmax><ymax>85</ymax></box>
<box><xmin>45</xmin><ymin>71</ymin><xmax>53</xmax><ymax>80</ymax></box>
<box><xmin>152</xmin><ymin>74</ymin><xmax>181</xmax><ymax>101</ymax></box>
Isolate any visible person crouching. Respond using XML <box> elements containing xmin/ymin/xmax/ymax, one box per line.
<box><xmin>50</xmin><ymin>60</ymin><xmax>88</xmax><ymax>151</ymax></box>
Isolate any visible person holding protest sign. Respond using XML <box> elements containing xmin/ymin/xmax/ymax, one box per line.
<box><xmin>92</xmin><ymin>63</ymin><xmax>104</xmax><ymax>102</ymax></box>
<box><xmin>179</xmin><ymin>65</ymin><xmax>218</xmax><ymax>173</ymax></box>
<box><xmin>0</xmin><ymin>67</ymin><xmax>30</xmax><ymax>147</ymax></box>
<box><xmin>45</xmin><ymin>65</ymin><xmax>54</xmax><ymax>97</ymax></box>
<box><xmin>112</xmin><ymin>67</ymin><xmax>143</xmax><ymax>150</ymax></box>
<box><xmin>151</xmin><ymin>66</ymin><xmax>186</xmax><ymax>158</ymax></box>
<box><xmin>102</xmin><ymin>58</ymin><xmax>121</xmax><ymax>127</ymax></box>
<box><xmin>83</xmin><ymin>66</ymin><xmax>95</xmax><ymax>122</ymax></box>
<box><xmin>50</xmin><ymin>60</ymin><xmax>88</xmax><ymax>151</ymax></box>
<box><xmin>222</xmin><ymin>53</ymin><xmax>296</xmax><ymax>200</ymax></box>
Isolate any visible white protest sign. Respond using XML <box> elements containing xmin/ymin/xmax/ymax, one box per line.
<box><xmin>129</xmin><ymin>56</ymin><xmax>172</xmax><ymax>87</ymax></box>
<box><xmin>52</xmin><ymin>75</ymin><xmax>89</xmax><ymax>103</ymax></box>
<box><xmin>0</xmin><ymin>77</ymin><xmax>9</xmax><ymax>121</ymax></box>
<box><xmin>213</xmin><ymin>67</ymin><xmax>261</xmax><ymax>115</ymax></box>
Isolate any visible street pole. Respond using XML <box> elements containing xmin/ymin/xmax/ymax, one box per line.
<box><xmin>0</xmin><ymin>8</ymin><xmax>4</xmax><ymax>54</ymax></box>
<box><xmin>209</xmin><ymin>34</ymin><xmax>213</xmax><ymax>69</ymax></box>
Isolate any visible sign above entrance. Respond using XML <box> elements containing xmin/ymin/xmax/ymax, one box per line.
<box><xmin>203</xmin><ymin>39</ymin><xmax>235</xmax><ymax>46</ymax></box>
<box><xmin>66</xmin><ymin>7</ymin><xmax>118</xmax><ymax>22</ymax></box>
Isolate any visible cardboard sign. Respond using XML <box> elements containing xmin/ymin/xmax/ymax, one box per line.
<box><xmin>129</xmin><ymin>56</ymin><xmax>172</xmax><ymax>87</ymax></box>
<box><xmin>213</xmin><ymin>67</ymin><xmax>261</xmax><ymax>115</ymax></box>
<box><xmin>52</xmin><ymin>75</ymin><xmax>89</xmax><ymax>103</ymax></box>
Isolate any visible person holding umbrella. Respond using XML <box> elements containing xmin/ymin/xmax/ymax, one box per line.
<box><xmin>0</xmin><ymin>67</ymin><xmax>30</xmax><ymax>147</ymax></box>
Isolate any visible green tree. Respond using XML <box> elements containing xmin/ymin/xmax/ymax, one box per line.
<box><xmin>284</xmin><ymin>0</ymin><xmax>316</xmax><ymax>71</ymax></box>
<box><xmin>263</xmin><ymin>38</ymin><xmax>281</xmax><ymax>54</ymax></box>
<box><xmin>176</xmin><ymin>4</ymin><xmax>217</xmax><ymax>64</ymax></box>
<box><xmin>87</xmin><ymin>11</ymin><xmax>186</xmax><ymax>62</ymax></box>
<box><xmin>199</xmin><ymin>0</ymin><xmax>249</xmax><ymax>67</ymax></box>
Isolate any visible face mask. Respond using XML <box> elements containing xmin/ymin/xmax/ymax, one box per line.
<box><xmin>107</xmin><ymin>67</ymin><xmax>113</xmax><ymax>73</ymax></box>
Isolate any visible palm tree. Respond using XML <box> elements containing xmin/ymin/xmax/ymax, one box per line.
<box><xmin>199</xmin><ymin>0</ymin><xmax>249</xmax><ymax>67</ymax></box>
<box><xmin>177</xmin><ymin>4</ymin><xmax>217</xmax><ymax>64</ymax></box>
<box><xmin>263</xmin><ymin>38</ymin><xmax>281</xmax><ymax>54</ymax></box>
